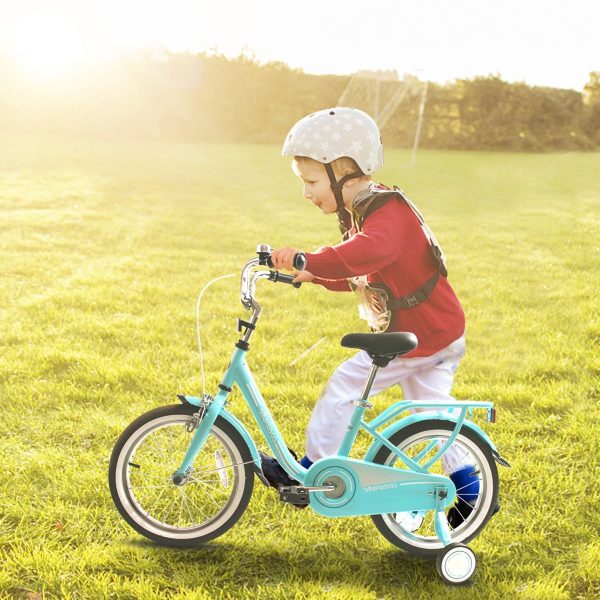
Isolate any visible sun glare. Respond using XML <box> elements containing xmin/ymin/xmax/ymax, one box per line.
<box><xmin>9</xmin><ymin>13</ymin><xmax>85</xmax><ymax>79</ymax></box>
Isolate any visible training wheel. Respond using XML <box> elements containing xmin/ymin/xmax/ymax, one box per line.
<box><xmin>436</xmin><ymin>543</ymin><xmax>476</xmax><ymax>585</ymax></box>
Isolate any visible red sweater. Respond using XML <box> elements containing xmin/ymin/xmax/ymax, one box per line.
<box><xmin>305</xmin><ymin>196</ymin><xmax>465</xmax><ymax>358</ymax></box>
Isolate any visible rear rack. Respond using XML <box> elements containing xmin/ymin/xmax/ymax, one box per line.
<box><xmin>368</xmin><ymin>400</ymin><xmax>495</xmax><ymax>431</ymax></box>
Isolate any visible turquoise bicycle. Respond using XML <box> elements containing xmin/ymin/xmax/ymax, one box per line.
<box><xmin>109</xmin><ymin>244</ymin><xmax>509</xmax><ymax>585</ymax></box>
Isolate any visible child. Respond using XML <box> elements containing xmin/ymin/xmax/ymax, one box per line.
<box><xmin>262</xmin><ymin>107</ymin><xmax>490</xmax><ymax>527</ymax></box>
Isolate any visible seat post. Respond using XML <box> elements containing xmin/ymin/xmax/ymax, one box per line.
<box><xmin>338</xmin><ymin>360</ymin><xmax>384</xmax><ymax>456</ymax></box>
<box><xmin>353</xmin><ymin>363</ymin><xmax>380</xmax><ymax>409</ymax></box>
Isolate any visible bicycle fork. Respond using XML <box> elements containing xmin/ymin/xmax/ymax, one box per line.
<box><xmin>171</xmin><ymin>388</ymin><xmax>229</xmax><ymax>484</ymax></box>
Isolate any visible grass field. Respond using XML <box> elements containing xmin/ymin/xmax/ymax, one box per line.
<box><xmin>0</xmin><ymin>135</ymin><xmax>599</xmax><ymax>599</ymax></box>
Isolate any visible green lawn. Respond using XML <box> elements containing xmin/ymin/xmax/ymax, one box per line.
<box><xmin>0</xmin><ymin>135</ymin><xmax>598</xmax><ymax>599</ymax></box>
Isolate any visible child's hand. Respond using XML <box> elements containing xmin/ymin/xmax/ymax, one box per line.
<box><xmin>292</xmin><ymin>270</ymin><xmax>315</xmax><ymax>284</ymax></box>
<box><xmin>271</xmin><ymin>247</ymin><xmax>300</xmax><ymax>271</ymax></box>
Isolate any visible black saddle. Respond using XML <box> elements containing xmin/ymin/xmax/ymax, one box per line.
<box><xmin>341</xmin><ymin>332</ymin><xmax>418</xmax><ymax>365</ymax></box>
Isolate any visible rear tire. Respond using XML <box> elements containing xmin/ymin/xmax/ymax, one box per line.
<box><xmin>371</xmin><ymin>420</ymin><xmax>498</xmax><ymax>557</ymax></box>
<box><xmin>109</xmin><ymin>404</ymin><xmax>254</xmax><ymax>547</ymax></box>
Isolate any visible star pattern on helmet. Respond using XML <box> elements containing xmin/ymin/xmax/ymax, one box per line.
<box><xmin>368</xmin><ymin>132</ymin><xmax>379</xmax><ymax>144</ymax></box>
<box><xmin>351</xmin><ymin>140</ymin><xmax>363</xmax><ymax>153</ymax></box>
<box><xmin>282</xmin><ymin>107</ymin><xmax>383</xmax><ymax>172</ymax></box>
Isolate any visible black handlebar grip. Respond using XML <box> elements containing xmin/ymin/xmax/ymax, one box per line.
<box><xmin>269</xmin><ymin>271</ymin><xmax>301</xmax><ymax>288</ymax></box>
<box><xmin>293</xmin><ymin>252</ymin><xmax>307</xmax><ymax>271</ymax></box>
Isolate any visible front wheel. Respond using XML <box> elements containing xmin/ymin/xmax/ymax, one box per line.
<box><xmin>109</xmin><ymin>404</ymin><xmax>255</xmax><ymax>547</ymax></box>
<box><xmin>371</xmin><ymin>420</ymin><xmax>498</xmax><ymax>557</ymax></box>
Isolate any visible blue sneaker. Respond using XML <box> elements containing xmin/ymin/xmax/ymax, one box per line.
<box><xmin>447</xmin><ymin>465</ymin><xmax>479</xmax><ymax>529</ymax></box>
<box><xmin>447</xmin><ymin>465</ymin><xmax>499</xmax><ymax>528</ymax></box>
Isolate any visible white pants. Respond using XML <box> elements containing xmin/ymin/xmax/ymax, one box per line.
<box><xmin>305</xmin><ymin>336</ymin><xmax>470</xmax><ymax>473</ymax></box>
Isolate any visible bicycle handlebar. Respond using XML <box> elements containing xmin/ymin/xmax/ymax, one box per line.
<box><xmin>241</xmin><ymin>244</ymin><xmax>305</xmax><ymax>309</ymax></box>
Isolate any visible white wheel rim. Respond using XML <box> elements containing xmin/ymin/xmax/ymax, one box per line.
<box><xmin>442</xmin><ymin>547</ymin><xmax>476</xmax><ymax>582</ymax></box>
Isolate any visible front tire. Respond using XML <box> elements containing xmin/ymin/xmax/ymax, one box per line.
<box><xmin>109</xmin><ymin>404</ymin><xmax>254</xmax><ymax>547</ymax></box>
<box><xmin>371</xmin><ymin>420</ymin><xmax>498</xmax><ymax>557</ymax></box>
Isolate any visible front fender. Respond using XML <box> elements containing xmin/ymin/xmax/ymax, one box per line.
<box><xmin>179</xmin><ymin>395</ymin><xmax>261</xmax><ymax>471</ymax></box>
<box><xmin>364</xmin><ymin>412</ymin><xmax>497</xmax><ymax>463</ymax></box>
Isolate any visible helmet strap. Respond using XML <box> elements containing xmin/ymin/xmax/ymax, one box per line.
<box><xmin>324</xmin><ymin>163</ymin><xmax>364</xmax><ymax>236</ymax></box>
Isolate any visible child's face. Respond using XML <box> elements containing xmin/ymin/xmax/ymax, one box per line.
<box><xmin>294</xmin><ymin>160</ymin><xmax>338</xmax><ymax>214</ymax></box>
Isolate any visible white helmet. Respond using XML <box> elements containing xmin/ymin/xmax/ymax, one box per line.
<box><xmin>281</xmin><ymin>107</ymin><xmax>384</xmax><ymax>174</ymax></box>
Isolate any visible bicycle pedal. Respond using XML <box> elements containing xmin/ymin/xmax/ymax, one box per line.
<box><xmin>279</xmin><ymin>485</ymin><xmax>310</xmax><ymax>505</ymax></box>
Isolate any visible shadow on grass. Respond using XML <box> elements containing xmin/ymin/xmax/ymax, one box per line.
<box><xmin>123</xmin><ymin>536</ymin><xmax>437</xmax><ymax>591</ymax></box>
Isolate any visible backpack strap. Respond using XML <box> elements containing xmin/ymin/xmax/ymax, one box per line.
<box><xmin>392</xmin><ymin>186</ymin><xmax>448</xmax><ymax>277</ymax></box>
<box><xmin>349</xmin><ymin>186</ymin><xmax>448</xmax><ymax>311</ymax></box>
<box><xmin>387</xmin><ymin>271</ymin><xmax>440</xmax><ymax>309</ymax></box>
<box><xmin>352</xmin><ymin>190</ymin><xmax>397</xmax><ymax>231</ymax></box>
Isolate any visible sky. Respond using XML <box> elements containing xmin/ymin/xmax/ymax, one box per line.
<box><xmin>0</xmin><ymin>0</ymin><xmax>598</xmax><ymax>90</ymax></box>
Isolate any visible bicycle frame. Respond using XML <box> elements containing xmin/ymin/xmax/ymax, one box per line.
<box><xmin>174</xmin><ymin>248</ymin><xmax>497</xmax><ymax>498</ymax></box>
<box><xmin>175</xmin><ymin>342</ymin><xmax>495</xmax><ymax>488</ymax></box>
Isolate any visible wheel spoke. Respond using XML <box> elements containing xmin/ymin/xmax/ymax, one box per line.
<box><xmin>186</xmin><ymin>477</ymin><xmax>229</xmax><ymax>491</ymax></box>
<box><xmin>136</xmin><ymin>475</ymin><xmax>172</xmax><ymax>483</ymax></box>
<box><xmin>193</xmin><ymin>458</ymin><xmax>254</xmax><ymax>476</ymax></box>
<box><xmin>202</xmin><ymin>487</ymin><xmax>225</xmax><ymax>510</ymax></box>
<box><xmin>181</xmin><ymin>493</ymin><xmax>196</xmax><ymax>524</ymax></box>
<box><xmin>178</xmin><ymin>491</ymin><xmax>186</xmax><ymax>526</ymax></box>
<box><xmin>452</xmin><ymin>502</ymin><xmax>469</xmax><ymax>525</ymax></box>
<box><xmin>132</xmin><ymin>484</ymin><xmax>173</xmax><ymax>490</ymax></box>
<box><xmin>140</xmin><ymin>481</ymin><xmax>168</xmax><ymax>515</ymax></box>
<box><xmin>183</xmin><ymin>490</ymin><xmax>212</xmax><ymax>521</ymax></box>
<box><xmin>181</xmin><ymin>426</ymin><xmax>189</xmax><ymax>456</ymax></box>
<box><xmin>443</xmin><ymin>449</ymin><xmax>460</xmax><ymax>473</ymax></box>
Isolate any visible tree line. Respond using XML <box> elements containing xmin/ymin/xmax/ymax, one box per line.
<box><xmin>1</xmin><ymin>51</ymin><xmax>598</xmax><ymax>151</ymax></box>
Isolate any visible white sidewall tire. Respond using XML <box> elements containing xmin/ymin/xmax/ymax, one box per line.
<box><xmin>108</xmin><ymin>405</ymin><xmax>254</xmax><ymax>547</ymax></box>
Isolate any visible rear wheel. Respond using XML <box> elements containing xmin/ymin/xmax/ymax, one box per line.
<box><xmin>371</xmin><ymin>420</ymin><xmax>498</xmax><ymax>557</ymax></box>
<box><xmin>109</xmin><ymin>404</ymin><xmax>254</xmax><ymax>547</ymax></box>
